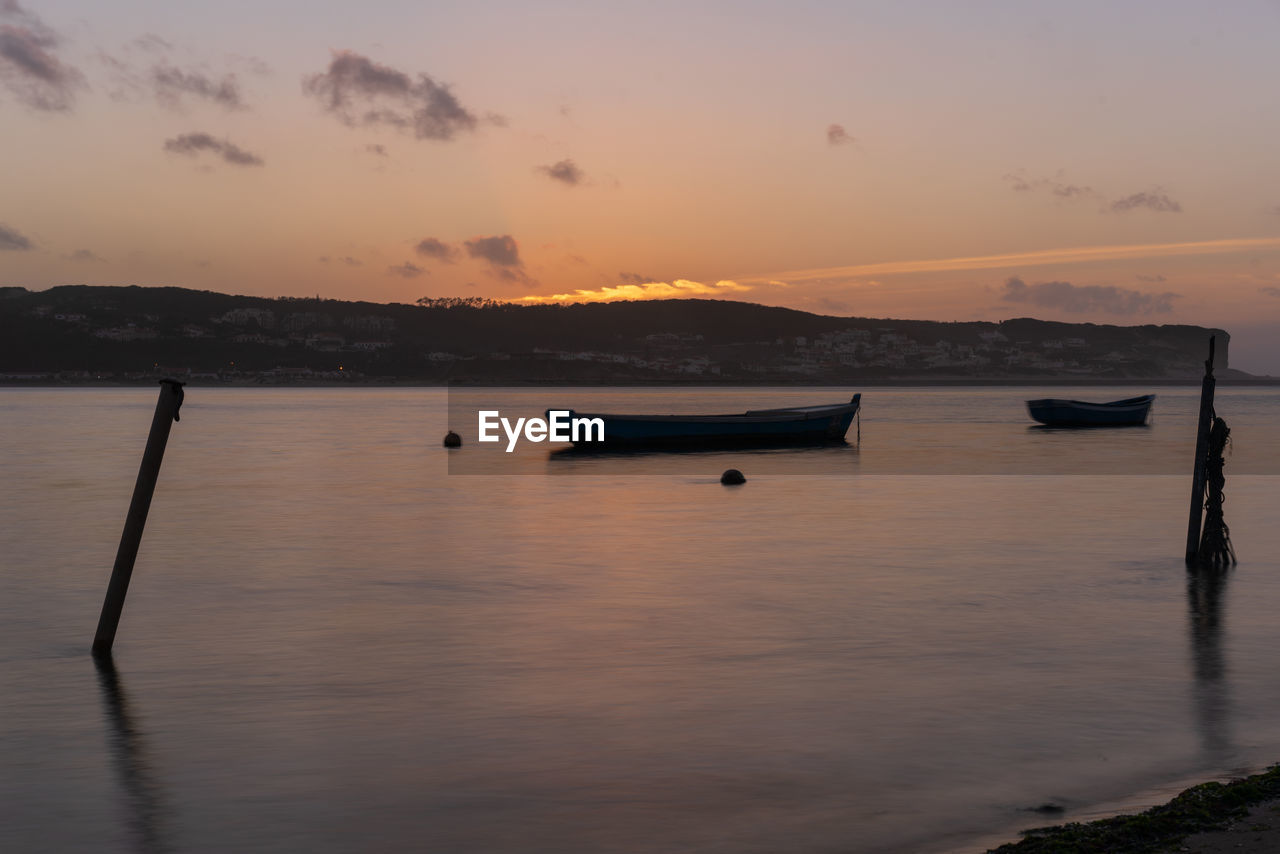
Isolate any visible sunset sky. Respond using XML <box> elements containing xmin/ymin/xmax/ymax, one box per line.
<box><xmin>4</xmin><ymin>1</ymin><xmax>1280</xmax><ymax>371</ymax></box>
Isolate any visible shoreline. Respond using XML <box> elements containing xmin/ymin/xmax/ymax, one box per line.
<box><xmin>979</xmin><ymin>764</ymin><xmax>1280</xmax><ymax>852</ymax></box>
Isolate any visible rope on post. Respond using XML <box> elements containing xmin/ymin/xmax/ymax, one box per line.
<box><xmin>1196</xmin><ymin>416</ymin><xmax>1236</xmax><ymax>570</ymax></box>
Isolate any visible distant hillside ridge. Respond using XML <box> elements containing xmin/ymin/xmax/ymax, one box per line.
<box><xmin>0</xmin><ymin>284</ymin><xmax>1235</xmax><ymax>383</ymax></box>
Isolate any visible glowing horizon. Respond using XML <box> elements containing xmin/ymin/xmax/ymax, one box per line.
<box><xmin>743</xmin><ymin>237</ymin><xmax>1280</xmax><ymax>283</ymax></box>
<box><xmin>517</xmin><ymin>279</ymin><xmax>752</xmax><ymax>304</ymax></box>
<box><xmin>515</xmin><ymin>237</ymin><xmax>1280</xmax><ymax>308</ymax></box>
<box><xmin>4</xmin><ymin>1</ymin><xmax>1280</xmax><ymax>370</ymax></box>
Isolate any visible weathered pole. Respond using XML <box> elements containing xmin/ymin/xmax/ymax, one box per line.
<box><xmin>92</xmin><ymin>379</ymin><xmax>185</xmax><ymax>656</ymax></box>
<box><xmin>1185</xmin><ymin>337</ymin><xmax>1216</xmax><ymax>565</ymax></box>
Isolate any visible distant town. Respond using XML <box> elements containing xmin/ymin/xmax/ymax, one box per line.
<box><xmin>0</xmin><ymin>285</ymin><xmax>1247</xmax><ymax>385</ymax></box>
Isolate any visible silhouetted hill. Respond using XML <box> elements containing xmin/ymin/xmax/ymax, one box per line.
<box><xmin>0</xmin><ymin>285</ymin><xmax>1238</xmax><ymax>384</ymax></box>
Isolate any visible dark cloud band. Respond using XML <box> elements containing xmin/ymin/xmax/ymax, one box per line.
<box><xmin>152</xmin><ymin>62</ymin><xmax>244</xmax><ymax>109</ymax></box>
<box><xmin>1005</xmin><ymin>172</ymin><xmax>1181</xmax><ymax>214</ymax></box>
<box><xmin>1002</xmin><ymin>276</ymin><xmax>1179</xmax><ymax>315</ymax></box>
<box><xmin>388</xmin><ymin>261</ymin><xmax>425</xmax><ymax>278</ymax></box>
<box><xmin>303</xmin><ymin>50</ymin><xmax>479</xmax><ymax>141</ymax></box>
<box><xmin>415</xmin><ymin>238</ymin><xmax>459</xmax><ymax>263</ymax></box>
<box><xmin>163</xmin><ymin>132</ymin><xmax>264</xmax><ymax>166</ymax></box>
<box><xmin>0</xmin><ymin>222</ymin><xmax>33</xmax><ymax>250</ymax></box>
<box><xmin>465</xmin><ymin>235</ymin><xmax>521</xmax><ymax>267</ymax></box>
<box><xmin>0</xmin><ymin>1</ymin><xmax>86</xmax><ymax>111</ymax></box>
<box><xmin>1110</xmin><ymin>191</ymin><xmax>1182</xmax><ymax>214</ymax></box>
<box><xmin>538</xmin><ymin>159</ymin><xmax>584</xmax><ymax>185</ymax></box>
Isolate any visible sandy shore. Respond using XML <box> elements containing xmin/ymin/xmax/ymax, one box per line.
<box><xmin>987</xmin><ymin>766</ymin><xmax>1280</xmax><ymax>852</ymax></box>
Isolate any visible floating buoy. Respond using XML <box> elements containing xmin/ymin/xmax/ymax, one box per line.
<box><xmin>443</xmin><ymin>431</ymin><xmax>462</xmax><ymax>448</ymax></box>
<box><xmin>720</xmin><ymin>468</ymin><xmax>746</xmax><ymax>485</ymax></box>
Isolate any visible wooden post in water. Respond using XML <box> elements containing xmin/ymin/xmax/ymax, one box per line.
<box><xmin>1185</xmin><ymin>337</ymin><xmax>1216</xmax><ymax>565</ymax></box>
<box><xmin>92</xmin><ymin>379</ymin><xmax>185</xmax><ymax>656</ymax></box>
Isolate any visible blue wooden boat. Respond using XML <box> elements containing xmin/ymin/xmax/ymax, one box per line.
<box><xmin>559</xmin><ymin>394</ymin><xmax>861</xmax><ymax>447</ymax></box>
<box><xmin>1026</xmin><ymin>394</ymin><xmax>1154</xmax><ymax>427</ymax></box>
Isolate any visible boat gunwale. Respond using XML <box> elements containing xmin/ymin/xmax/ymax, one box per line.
<box><xmin>565</xmin><ymin>405</ymin><xmax>857</xmax><ymax>425</ymax></box>
<box><xmin>1025</xmin><ymin>394</ymin><xmax>1155</xmax><ymax>412</ymax></box>
<box><xmin>560</xmin><ymin>395</ymin><xmax>860</xmax><ymax>426</ymax></box>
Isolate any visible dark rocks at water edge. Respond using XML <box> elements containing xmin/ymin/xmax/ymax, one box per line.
<box><xmin>990</xmin><ymin>764</ymin><xmax>1280</xmax><ymax>852</ymax></box>
<box><xmin>0</xmin><ymin>284</ymin><xmax>1243</xmax><ymax>385</ymax></box>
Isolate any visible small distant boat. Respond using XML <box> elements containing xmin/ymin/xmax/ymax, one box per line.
<box><xmin>558</xmin><ymin>394</ymin><xmax>861</xmax><ymax>447</ymax></box>
<box><xmin>1026</xmin><ymin>394</ymin><xmax>1155</xmax><ymax>427</ymax></box>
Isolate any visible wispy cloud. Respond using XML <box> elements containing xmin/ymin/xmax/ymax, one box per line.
<box><xmin>319</xmin><ymin>255</ymin><xmax>362</xmax><ymax>266</ymax></box>
<box><xmin>152</xmin><ymin>61</ymin><xmax>244</xmax><ymax>109</ymax></box>
<box><xmin>0</xmin><ymin>0</ymin><xmax>86</xmax><ymax>111</ymax></box>
<box><xmin>133</xmin><ymin>33</ymin><xmax>172</xmax><ymax>53</ymax></box>
<box><xmin>1109</xmin><ymin>190</ymin><xmax>1182</xmax><ymax>213</ymax></box>
<box><xmin>163</xmin><ymin>132</ymin><xmax>264</xmax><ymax>166</ymax></box>
<box><xmin>1006</xmin><ymin>171</ymin><xmax>1181</xmax><ymax>213</ymax></box>
<box><xmin>0</xmin><ymin>221</ymin><xmax>33</xmax><ymax>250</ymax></box>
<box><xmin>415</xmin><ymin>237</ymin><xmax>459</xmax><ymax>263</ymax></box>
<box><xmin>303</xmin><ymin>50</ymin><xmax>479</xmax><ymax>141</ymax></box>
<box><xmin>1261</xmin><ymin>286</ymin><xmax>1280</xmax><ymax>298</ymax></box>
<box><xmin>63</xmin><ymin>248</ymin><xmax>103</xmax><ymax>262</ymax></box>
<box><xmin>1004</xmin><ymin>172</ymin><xmax>1099</xmax><ymax>200</ymax></box>
<box><xmin>827</xmin><ymin>124</ymin><xmax>854</xmax><ymax>146</ymax></box>
<box><xmin>98</xmin><ymin>38</ymin><xmax>254</xmax><ymax>109</ymax></box>
<box><xmin>387</xmin><ymin>261</ymin><xmax>425</xmax><ymax>278</ymax></box>
<box><xmin>1001</xmin><ymin>276</ymin><xmax>1179</xmax><ymax>315</ymax></box>
<box><xmin>538</xmin><ymin>158</ymin><xmax>584</xmax><ymax>186</ymax></box>
<box><xmin>618</xmin><ymin>272</ymin><xmax>658</xmax><ymax>285</ymax></box>
<box><xmin>365</xmin><ymin>143</ymin><xmax>388</xmax><ymax>157</ymax></box>
<box><xmin>742</xmin><ymin>237</ymin><xmax>1280</xmax><ymax>283</ymax></box>
<box><xmin>519</xmin><ymin>279</ymin><xmax>752</xmax><ymax>305</ymax></box>
<box><xmin>230</xmin><ymin>54</ymin><xmax>271</xmax><ymax>77</ymax></box>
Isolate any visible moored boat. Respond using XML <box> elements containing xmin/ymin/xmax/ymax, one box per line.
<box><xmin>557</xmin><ymin>394</ymin><xmax>861</xmax><ymax>447</ymax></box>
<box><xmin>1026</xmin><ymin>394</ymin><xmax>1155</xmax><ymax>427</ymax></box>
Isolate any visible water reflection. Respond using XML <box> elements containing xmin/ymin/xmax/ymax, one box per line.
<box><xmin>93</xmin><ymin>656</ymin><xmax>172</xmax><ymax>854</ymax></box>
<box><xmin>546</xmin><ymin>438</ymin><xmax>856</xmax><ymax>457</ymax></box>
<box><xmin>540</xmin><ymin>437</ymin><xmax>859</xmax><ymax>476</ymax></box>
<box><xmin>1187</xmin><ymin>569</ymin><xmax>1233</xmax><ymax>760</ymax></box>
<box><xmin>1026</xmin><ymin>424</ymin><xmax>1152</xmax><ymax>432</ymax></box>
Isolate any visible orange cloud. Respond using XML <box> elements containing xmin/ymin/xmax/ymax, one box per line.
<box><xmin>744</xmin><ymin>237</ymin><xmax>1280</xmax><ymax>282</ymax></box>
<box><xmin>518</xmin><ymin>278</ymin><xmax>752</xmax><ymax>304</ymax></box>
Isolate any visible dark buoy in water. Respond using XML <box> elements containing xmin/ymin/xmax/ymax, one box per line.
<box><xmin>720</xmin><ymin>468</ymin><xmax>746</xmax><ymax>485</ymax></box>
<box><xmin>1027</xmin><ymin>803</ymin><xmax>1065</xmax><ymax>815</ymax></box>
<box><xmin>443</xmin><ymin>431</ymin><xmax>462</xmax><ymax>448</ymax></box>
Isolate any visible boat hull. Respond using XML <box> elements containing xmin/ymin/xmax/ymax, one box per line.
<box><xmin>560</xmin><ymin>394</ymin><xmax>860</xmax><ymax>447</ymax></box>
<box><xmin>1026</xmin><ymin>395</ymin><xmax>1154</xmax><ymax>427</ymax></box>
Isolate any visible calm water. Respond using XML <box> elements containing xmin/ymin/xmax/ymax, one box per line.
<box><xmin>3</xmin><ymin>386</ymin><xmax>1280</xmax><ymax>853</ymax></box>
